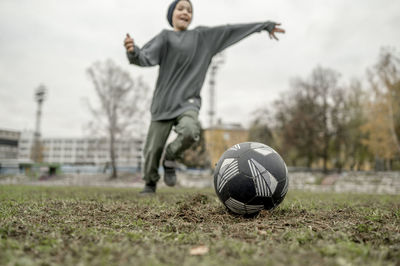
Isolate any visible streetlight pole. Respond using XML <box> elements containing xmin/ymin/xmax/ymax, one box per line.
<box><xmin>33</xmin><ymin>84</ymin><xmax>46</xmax><ymax>163</ymax></box>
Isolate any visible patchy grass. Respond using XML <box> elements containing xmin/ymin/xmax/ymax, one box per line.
<box><xmin>0</xmin><ymin>185</ymin><xmax>399</xmax><ymax>266</ymax></box>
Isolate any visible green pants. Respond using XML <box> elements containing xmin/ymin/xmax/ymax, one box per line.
<box><xmin>142</xmin><ymin>110</ymin><xmax>201</xmax><ymax>185</ymax></box>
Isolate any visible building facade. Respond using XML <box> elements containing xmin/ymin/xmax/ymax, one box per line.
<box><xmin>17</xmin><ymin>130</ymin><xmax>35</xmax><ymax>164</ymax></box>
<box><xmin>0</xmin><ymin>129</ymin><xmax>143</xmax><ymax>167</ymax></box>
<box><xmin>0</xmin><ymin>129</ymin><xmax>21</xmax><ymax>173</ymax></box>
<box><xmin>41</xmin><ymin>137</ymin><xmax>142</xmax><ymax>167</ymax></box>
<box><xmin>204</xmin><ymin>123</ymin><xmax>249</xmax><ymax>167</ymax></box>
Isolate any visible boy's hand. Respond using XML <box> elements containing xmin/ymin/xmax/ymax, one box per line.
<box><xmin>124</xmin><ymin>33</ymin><xmax>134</xmax><ymax>52</ymax></box>
<box><xmin>269</xmin><ymin>23</ymin><xmax>285</xmax><ymax>41</ymax></box>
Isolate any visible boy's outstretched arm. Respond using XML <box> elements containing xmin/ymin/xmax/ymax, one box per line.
<box><xmin>199</xmin><ymin>22</ymin><xmax>285</xmax><ymax>55</ymax></box>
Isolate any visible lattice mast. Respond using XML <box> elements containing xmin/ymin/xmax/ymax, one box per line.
<box><xmin>33</xmin><ymin>84</ymin><xmax>46</xmax><ymax>162</ymax></box>
<box><xmin>208</xmin><ymin>54</ymin><xmax>225</xmax><ymax>128</ymax></box>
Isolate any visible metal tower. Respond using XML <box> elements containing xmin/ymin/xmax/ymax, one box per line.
<box><xmin>33</xmin><ymin>84</ymin><xmax>46</xmax><ymax>162</ymax></box>
<box><xmin>208</xmin><ymin>53</ymin><xmax>225</xmax><ymax>128</ymax></box>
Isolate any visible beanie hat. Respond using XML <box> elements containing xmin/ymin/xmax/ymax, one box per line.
<box><xmin>167</xmin><ymin>0</ymin><xmax>192</xmax><ymax>27</ymax></box>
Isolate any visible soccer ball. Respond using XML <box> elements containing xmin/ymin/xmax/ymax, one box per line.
<box><xmin>213</xmin><ymin>142</ymin><xmax>289</xmax><ymax>215</ymax></box>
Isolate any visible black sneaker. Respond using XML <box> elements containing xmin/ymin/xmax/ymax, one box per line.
<box><xmin>140</xmin><ymin>184</ymin><xmax>156</xmax><ymax>194</ymax></box>
<box><xmin>163</xmin><ymin>159</ymin><xmax>177</xmax><ymax>187</ymax></box>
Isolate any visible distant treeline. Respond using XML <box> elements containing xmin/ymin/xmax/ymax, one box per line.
<box><xmin>248</xmin><ymin>47</ymin><xmax>400</xmax><ymax>172</ymax></box>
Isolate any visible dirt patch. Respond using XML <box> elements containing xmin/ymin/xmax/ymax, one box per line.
<box><xmin>1</xmin><ymin>185</ymin><xmax>399</xmax><ymax>266</ymax></box>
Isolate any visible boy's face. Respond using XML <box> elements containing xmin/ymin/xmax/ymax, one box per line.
<box><xmin>172</xmin><ymin>1</ymin><xmax>192</xmax><ymax>31</ymax></box>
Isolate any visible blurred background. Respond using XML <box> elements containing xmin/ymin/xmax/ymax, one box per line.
<box><xmin>0</xmin><ymin>0</ymin><xmax>399</xmax><ymax>184</ymax></box>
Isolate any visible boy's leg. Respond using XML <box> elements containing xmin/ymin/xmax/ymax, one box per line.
<box><xmin>166</xmin><ymin>110</ymin><xmax>201</xmax><ymax>160</ymax></box>
<box><xmin>164</xmin><ymin>110</ymin><xmax>201</xmax><ymax>184</ymax></box>
<box><xmin>142</xmin><ymin>120</ymin><xmax>174</xmax><ymax>190</ymax></box>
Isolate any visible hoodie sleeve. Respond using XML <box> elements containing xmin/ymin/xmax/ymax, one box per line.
<box><xmin>198</xmin><ymin>21</ymin><xmax>276</xmax><ymax>55</ymax></box>
<box><xmin>126</xmin><ymin>30</ymin><xmax>165</xmax><ymax>67</ymax></box>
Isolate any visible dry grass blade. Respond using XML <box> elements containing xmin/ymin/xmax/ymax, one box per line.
<box><xmin>189</xmin><ymin>245</ymin><xmax>209</xmax><ymax>256</ymax></box>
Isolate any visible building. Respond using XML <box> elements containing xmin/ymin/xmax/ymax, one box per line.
<box><xmin>0</xmin><ymin>129</ymin><xmax>21</xmax><ymax>173</ymax></box>
<box><xmin>204</xmin><ymin>122</ymin><xmax>249</xmax><ymax>167</ymax></box>
<box><xmin>41</xmin><ymin>137</ymin><xmax>142</xmax><ymax>168</ymax></box>
<box><xmin>0</xmin><ymin>129</ymin><xmax>20</xmax><ymax>160</ymax></box>
<box><xmin>10</xmin><ymin>130</ymin><xmax>143</xmax><ymax>172</ymax></box>
<box><xmin>17</xmin><ymin>130</ymin><xmax>35</xmax><ymax>164</ymax></box>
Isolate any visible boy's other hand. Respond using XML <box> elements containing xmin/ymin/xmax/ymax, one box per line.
<box><xmin>269</xmin><ymin>23</ymin><xmax>285</xmax><ymax>41</ymax></box>
<box><xmin>124</xmin><ymin>33</ymin><xmax>134</xmax><ymax>52</ymax></box>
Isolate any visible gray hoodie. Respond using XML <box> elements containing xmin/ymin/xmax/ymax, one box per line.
<box><xmin>127</xmin><ymin>22</ymin><xmax>276</xmax><ymax>121</ymax></box>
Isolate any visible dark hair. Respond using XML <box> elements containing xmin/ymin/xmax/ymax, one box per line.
<box><xmin>167</xmin><ymin>0</ymin><xmax>192</xmax><ymax>27</ymax></box>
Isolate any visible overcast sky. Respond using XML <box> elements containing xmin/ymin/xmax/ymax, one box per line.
<box><xmin>1</xmin><ymin>0</ymin><xmax>399</xmax><ymax>138</ymax></box>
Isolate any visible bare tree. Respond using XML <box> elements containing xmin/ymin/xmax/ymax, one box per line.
<box><xmin>330</xmin><ymin>80</ymin><xmax>370</xmax><ymax>171</ymax></box>
<box><xmin>86</xmin><ymin>59</ymin><xmax>150</xmax><ymax>179</ymax></box>
<box><xmin>272</xmin><ymin>67</ymin><xmax>341</xmax><ymax>172</ymax></box>
<box><xmin>308</xmin><ymin>66</ymin><xmax>341</xmax><ymax>172</ymax></box>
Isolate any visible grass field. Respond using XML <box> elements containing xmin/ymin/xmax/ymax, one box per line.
<box><xmin>0</xmin><ymin>185</ymin><xmax>399</xmax><ymax>266</ymax></box>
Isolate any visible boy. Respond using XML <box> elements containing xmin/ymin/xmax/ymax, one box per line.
<box><xmin>124</xmin><ymin>0</ymin><xmax>285</xmax><ymax>194</ymax></box>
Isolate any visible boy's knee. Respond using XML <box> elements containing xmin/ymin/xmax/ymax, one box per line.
<box><xmin>181</xmin><ymin>124</ymin><xmax>200</xmax><ymax>143</ymax></box>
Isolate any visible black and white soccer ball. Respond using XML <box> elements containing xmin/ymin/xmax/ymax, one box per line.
<box><xmin>213</xmin><ymin>142</ymin><xmax>289</xmax><ymax>215</ymax></box>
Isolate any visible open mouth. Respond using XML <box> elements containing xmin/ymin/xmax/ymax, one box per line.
<box><xmin>179</xmin><ymin>17</ymin><xmax>189</xmax><ymax>23</ymax></box>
